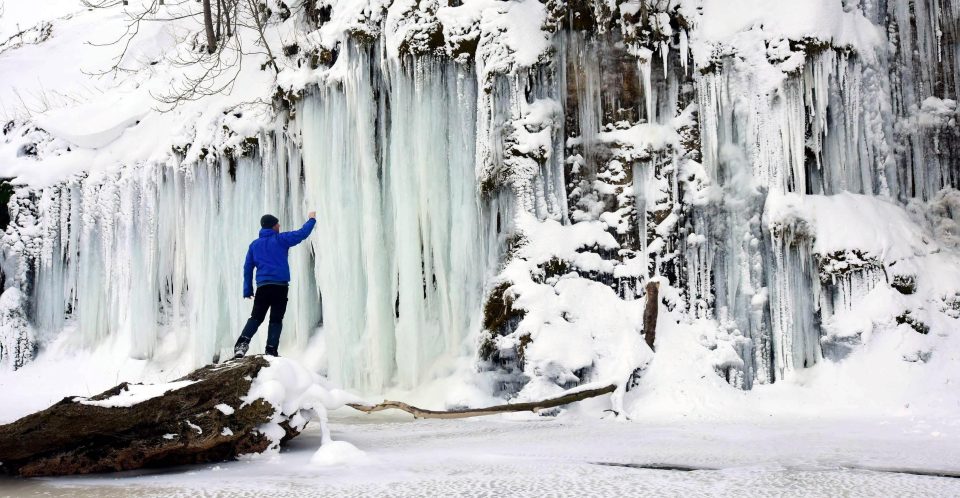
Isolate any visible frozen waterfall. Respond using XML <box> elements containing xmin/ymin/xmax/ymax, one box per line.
<box><xmin>2</xmin><ymin>0</ymin><xmax>960</xmax><ymax>397</ymax></box>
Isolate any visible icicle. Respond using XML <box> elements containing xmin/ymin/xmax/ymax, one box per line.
<box><xmin>637</xmin><ymin>47</ymin><xmax>654</xmax><ymax>123</ymax></box>
<box><xmin>678</xmin><ymin>30</ymin><xmax>689</xmax><ymax>75</ymax></box>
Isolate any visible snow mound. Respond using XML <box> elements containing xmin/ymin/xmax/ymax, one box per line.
<box><xmin>310</xmin><ymin>440</ymin><xmax>371</xmax><ymax>466</ymax></box>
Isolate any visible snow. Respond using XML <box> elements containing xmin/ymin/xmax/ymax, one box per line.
<box><xmin>0</xmin><ymin>1</ymin><xmax>277</xmax><ymax>186</ymax></box>
<box><xmin>687</xmin><ymin>0</ymin><xmax>885</xmax><ymax>67</ymax></box>
<box><xmin>215</xmin><ymin>403</ymin><xmax>235</xmax><ymax>416</ymax></box>
<box><xmin>490</xmin><ymin>213</ymin><xmax>654</xmax><ymax>403</ymax></box>
<box><xmin>0</xmin><ymin>0</ymin><xmax>78</xmax><ymax>41</ymax></box>
<box><xmin>474</xmin><ymin>0</ymin><xmax>549</xmax><ymax>74</ymax></box>
<box><xmin>914</xmin><ymin>96</ymin><xmax>960</xmax><ymax>129</ymax></box>
<box><xmin>310</xmin><ymin>0</ymin><xmax>388</xmax><ymax>57</ymax></box>
<box><xmin>185</xmin><ymin>420</ymin><xmax>203</xmax><ymax>434</ymax></box>
<box><xmin>243</xmin><ymin>356</ymin><xmax>358</xmax><ymax>448</ymax></box>
<box><xmin>765</xmin><ymin>191</ymin><xmax>936</xmax><ymax>260</ymax></box>
<box><xmin>75</xmin><ymin>379</ymin><xmax>196</xmax><ymax>408</ymax></box>
<box><xmin>513</xmin><ymin>215</ymin><xmax>618</xmax><ymax>271</ymax></box>
<box><xmin>310</xmin><ymin>440</ymin><xmax>371</xmax><ymax>467</ymax></box>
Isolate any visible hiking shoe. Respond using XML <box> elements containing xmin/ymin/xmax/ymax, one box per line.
<box><xmin>233</xmin><ymin>337</ymin><xmax>250</xmax><ymax>359</ymax></box>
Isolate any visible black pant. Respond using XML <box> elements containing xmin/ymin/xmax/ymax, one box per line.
<box><xmin>238</xmin><ymin>284</ymin><xmax>288</xmax><ymax>350</ymax></box>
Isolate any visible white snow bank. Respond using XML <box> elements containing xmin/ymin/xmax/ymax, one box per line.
<box><xmin>34</xmin><ymin>97</ymin><xmax>152</xmax><ymax>150</ymax></box>
<box><xmin>765</xmin><ymin>189</ymin><xmax>960</xmax><ymax>338</ymax></box>
<box><xmin>75</xmin><ymin>380</ymin><xmax>196</xmax><ymax>408</ymax></box>
<box><xmin>310</xmin><ymin>440</ymin><xmax>371</xmax><ymax>466</ymax></box>
<box><xmin>0</xmin><ymin>0</ymin><xmax>80</xmax><ymax>41</ymax></box>
<box><xmin>625</xmin><ymin>295</ymin><xmax>960</xmax><ymax>422</ymax></box>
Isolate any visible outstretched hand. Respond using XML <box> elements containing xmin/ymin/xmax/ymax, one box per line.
<box><xmin>308</xmin><ymin>211</ymin><xmax>316</xmax><ymax>219</ymax></box>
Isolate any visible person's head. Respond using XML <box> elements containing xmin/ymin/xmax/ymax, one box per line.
<box><xmin>260</xmin><ymin>214</ymin><xmax>280</xmax><ymax>232</ymax></box>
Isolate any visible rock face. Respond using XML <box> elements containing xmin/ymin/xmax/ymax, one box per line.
<box><xmin>0</xmin><ymin>356</ymin><xmax>301</xmax><ymax>477</ymax></box>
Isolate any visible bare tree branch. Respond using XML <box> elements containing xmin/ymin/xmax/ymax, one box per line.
<box><xmin>244</xmin><ymin>0</ymin><xmax>279</xmax><ymax>74</ymax></box>
<box><xmin>348</xmin><ymin>384</ymin><xmax>617</xmax><ymax>419</ymax></box>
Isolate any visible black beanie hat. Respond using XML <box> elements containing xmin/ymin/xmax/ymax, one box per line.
<box><xmin>260</xmin><ymin>214</ymin><xmax>279</xmax><ymax>229</ymax></box>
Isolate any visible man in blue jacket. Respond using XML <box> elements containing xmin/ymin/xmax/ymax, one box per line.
<box><xmin>233</xmin><ymin>212</ymin><xmax>316</xmax><ymax>358</ymax></box>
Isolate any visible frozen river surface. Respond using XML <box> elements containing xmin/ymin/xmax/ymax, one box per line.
<box><xmin>2</xmin><ymin>412</ymin><xmax>959</xmax><ymax>497</ymax></box>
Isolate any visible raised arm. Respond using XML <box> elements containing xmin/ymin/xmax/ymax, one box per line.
<box><xmin>278</xmin><ymin>215</ymin><xmax>317</xmax><ymax>247</ymax></box>
<box><xmin>243</xmin><ymin>247</ymin><xmax>255</xmax><ymax>298</ymax></box>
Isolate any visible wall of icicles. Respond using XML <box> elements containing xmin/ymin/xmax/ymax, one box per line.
<box><xmin>1</xmin><ymin>48</ymin><xmax>509</xmax><ymax>393</ymax></box>
<box><xmin>1</xmin><ymin>0</ymin><xmax>959</xmax><ymax>395</ymax></box>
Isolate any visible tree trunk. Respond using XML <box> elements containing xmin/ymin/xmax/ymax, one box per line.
<box><xmin>304</xmin><ymin>0</ymin><xmax>316</xmax><ymax>27</ymax></box>
<box><xmin>202</xmin><ymin>0</ymin><xmax>217</xmax><ymax>54</ymax></box>
<box><xmin>643</xmin><ymin>280</ymin><xmax>659</xmax><ymax>351</ymax></box>
<box><xmin>215</xmin><ymin>0</ymin><xmax>222</xmax><ymax>39</ymax></box>
<box><xmin>348</xmin><ymin>384</ymin><xmax>616</xmax><ymax>419</ymax></box>
<box><xmin>225</xmin><ymin>0</ymin><xmax>232</xmax><ymax>37</ymax></box>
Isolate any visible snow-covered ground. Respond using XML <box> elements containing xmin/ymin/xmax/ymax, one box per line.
<box><xmin>2</xmin><ymin>412</ymin><xmax>959</xmax><ymax>497</ymax></box>
<box><xmin>2</xmin><ymin>332</ymin><xmax>959</xmax><ymax>496</ymax></box>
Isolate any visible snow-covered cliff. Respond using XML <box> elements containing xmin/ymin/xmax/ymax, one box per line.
<box><xmin>1</xmin><ymin>0</ymin><xmax>958</xmax><ymax>415</ymax></box>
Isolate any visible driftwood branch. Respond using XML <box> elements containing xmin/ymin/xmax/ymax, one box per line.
<box><xmin>348</xmin><ymin>384</ymin><xmax>617</xmax><ymax>419</ymax></box>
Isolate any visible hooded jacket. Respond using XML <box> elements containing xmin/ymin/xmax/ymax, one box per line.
<box><xmin>243</xmin><ymin>218</ymin><xmax>316</xmax><ymax>297</ymax></box>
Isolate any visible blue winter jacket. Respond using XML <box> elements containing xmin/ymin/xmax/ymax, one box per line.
<box><xmin>243</xmin><ymin>218</ymin><xmax>316</xmax><ymax>297</ymax></box>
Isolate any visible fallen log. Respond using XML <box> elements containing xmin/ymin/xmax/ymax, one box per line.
<box><xmin>348</xmin><ymin>383</ymin><xmax>617</xmax><ymax>419</ymax></box>
<box><xmin>0</xmin><ymin>356</ymin><xmax>320</xmax><ymax>477</ymax></box>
